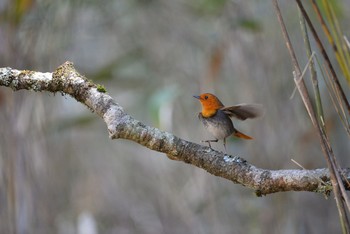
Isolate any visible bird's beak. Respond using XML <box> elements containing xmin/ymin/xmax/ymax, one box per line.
<box><xmin>193</xmin><ymin>95</ymin><xmax>201</xmax><ymax>100</ymax></box>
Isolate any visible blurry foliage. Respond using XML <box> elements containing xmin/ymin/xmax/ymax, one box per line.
<box><xmin>147</xmin><ymin>85</ymin><xmax>179</xmax><ymax>129</ymax></box>
<box><xmin>53</xmin><ymin>115</ymin><xmax>97</xmax><ymax>132</ymax></box>
<box><xmin>91</xmin><ymin>48</ymin><xmax>147</xmax><ymax>82</ymax></box>
<box><xmin>237</xmin><ymin>18</ymin><xmax>262</xmax><ymax>32</ymax></box>
<box><xmin>189</xmin><ymin>0</ymin><xmax>228</xmax><ymax>16</ymax></box>
<box><xmin>5</xmin><ymin>0</ymin><xmax>35</xmax><ymax>25</ymax></box>
<box><xmin>207</xmin><ymin>43</ymin><xmax>225</xmax><ymax>81</ymax></box>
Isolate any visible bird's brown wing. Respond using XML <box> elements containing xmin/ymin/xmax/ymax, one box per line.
<box><xmin>220</xmin><ymin>104</ymin><xmax>264</xmax><ymax>120</ymax></box>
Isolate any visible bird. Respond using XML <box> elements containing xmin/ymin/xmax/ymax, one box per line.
<box><xmin>193</xmin><ymin>93</ymin><xmax>263</xmax><ymax>152</ymax></box>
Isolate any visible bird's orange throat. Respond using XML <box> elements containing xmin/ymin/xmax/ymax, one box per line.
<box><xmin>195</xmin><ymin>93</ymin><xmax>224</xmax><ymax>118</ymax></box>
<box><xmin>201</xmin><ymin>109</ymin><xmax>218</xmax><ymax>118</ymax></box>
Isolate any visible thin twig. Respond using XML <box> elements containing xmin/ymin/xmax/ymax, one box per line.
<box><xmin>289</xmin><ymin>51</ymin><xmax>316</xmax><ymax>100</ymax></box>
<box><xmin>291</xmin><ymin>159</ymin><xmax>328</xmax><ymax>189</ymax></box>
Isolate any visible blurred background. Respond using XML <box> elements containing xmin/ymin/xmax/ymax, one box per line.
<box><xmin>0</xmin><ymin>0</ymin><xmax>350</xmax><ymax>233</ymax></box>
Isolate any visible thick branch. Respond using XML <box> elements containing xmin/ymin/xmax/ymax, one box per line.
<box><xmin>1</xmin><ymin>62</ymin><xmax>349</xmax><ymax>196</ymax></box>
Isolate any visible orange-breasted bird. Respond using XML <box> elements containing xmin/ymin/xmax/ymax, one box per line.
<box><xmin>194</xmin><ymin>93</ymin><xmax>263</xmax><ymax>152</ymax></box>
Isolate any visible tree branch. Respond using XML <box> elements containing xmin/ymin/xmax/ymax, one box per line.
<box><xmin>1</xmin><ymin>61</ymin><xmax>349</xmax><ymax>196</ymax></box>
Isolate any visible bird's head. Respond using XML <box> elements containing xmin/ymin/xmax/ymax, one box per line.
<box><xmin>193</xmin><ymin>93</ymin><xmax>224</xmax><ymax>117</ymax></box>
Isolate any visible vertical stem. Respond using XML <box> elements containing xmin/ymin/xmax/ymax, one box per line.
<box><xmin>297</xmin><ymin>0</ymin><xmax>350</xmax><ymax>115</ymax></box>
<box><xmin>298</xmin><ymin>9</ymin><xmax>325</xmax><ymax>128</ymax></box>
<box><xmin>272</xmin><ymin>0</ymin><xmax>317</xmax><ymax>126</ymax></box>
<box><xmin>272</xmin><ymin>0</ymin><xmax>350</xmax><ymax>232</ymax></box>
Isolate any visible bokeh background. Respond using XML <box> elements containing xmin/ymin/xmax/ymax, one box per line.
<box><xmin>1</xmin><ymin>0</ymin><xmax>350</xmax><ymax>233</ymax></box>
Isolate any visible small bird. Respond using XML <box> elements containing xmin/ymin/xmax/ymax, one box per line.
<box><xmin>193</xmin><ymin>93</ymin><xmax>263</xmax><ymax>152</ymax></box>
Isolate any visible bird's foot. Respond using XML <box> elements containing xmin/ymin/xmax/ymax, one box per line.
<box><xmin>201</xmin><ymin>139</ymin><xmax>218</xmax><ymax>149</ymax></box>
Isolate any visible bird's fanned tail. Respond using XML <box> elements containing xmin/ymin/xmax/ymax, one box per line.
<box><xmin>233</xmin><ymin>130</ymin><xmax>253</xmax><ymax>140</ymax></box>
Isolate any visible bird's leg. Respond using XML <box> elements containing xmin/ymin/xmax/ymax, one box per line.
<box><xmin>201</xmin><ymin>139</ymin><xmax>218</xmax><ymax>148</ymax></box>
<box><xmin>223</xmin><ymin>138</ymin><xmax>227</xmax><ymax>153</ymax></box>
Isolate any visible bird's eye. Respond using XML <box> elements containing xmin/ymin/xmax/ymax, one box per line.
<box><xmin>204</xmin><ymin>95</ymin><xmax>208</xmax><ymax>100</ymax></box>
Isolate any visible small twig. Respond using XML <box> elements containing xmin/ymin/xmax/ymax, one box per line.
<box><xmin>291</xmin><ymin>159</ymin><xmax>328</xmax><ymax>188</ymax></box>
<box><xmin>291</xmin><ymin>159</ymin><xmax>306</xmax><ymax>170</ymax></box>
<box><xmin>289</xmin><ymin>51</ymin><xmax>316</xmax><ymax>100</ymax></box>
